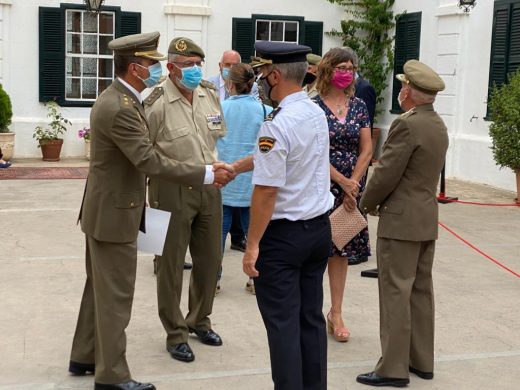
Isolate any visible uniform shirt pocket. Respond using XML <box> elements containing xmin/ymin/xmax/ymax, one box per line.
<box><xmin>164</xmin><ymin>126</ymin><xmax>190</xmax><ymax>140</ymax></box>
<box><xmin>114</xmin><ymin>191</ymin><xmax>144</xmax><ymax>209</ymax></box>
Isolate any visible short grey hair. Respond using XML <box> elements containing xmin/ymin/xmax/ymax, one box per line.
<box><xmin>168</xmin><ymin>53</ymin><xmax>179</xmax><ymax>63</ymax></box>
<box><xmin>273</xmin><ymin>61</ymin><xmax>308</xmax><ymax>85</ymax></box>
<box><xmin>409</xmin><ymin>86</ymin><xmax>436</xmax><ymax>105</ymax></box>
<box><xmin>342</xmin><ymin>47</ymin><xmax>359</xmax><ymax>67</ymax></box>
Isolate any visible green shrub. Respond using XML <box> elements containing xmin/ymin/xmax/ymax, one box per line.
<box><xmin>0</xmin><ymin>83</ymin><xmax>13</xmax><ymax>133</ymax></box>
<box><xmin>488</xmin><ymin>69</ymin><xmax>520</xmax><ymax>171</ymax></box>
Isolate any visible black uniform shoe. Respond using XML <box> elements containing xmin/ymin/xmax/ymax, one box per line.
<box><xmin>230</xmin><ymin>239</ymin><xmax>247</xmax><ymax>252</ymax></box>
<box><xmin>349</xmin><ymin>256</ymin><xmax>369</xmax><ymax>266</ymax></box>
<box><xmin>188</xmin><ymin>327</ymin><xmax>223</xmax><ymax>346</ymax></box>
<box><xmin>183</xmin><ymin>262</ymin><xmax>193</xmax><ymax>270</ymax></box>
<box><xmin>409</xmin><ymin>366</ymin><xmax>433</xmax><ymax>380</ymax></box>
<box><xmin>94</xmin><ymin>380</ymin><xmax>155</xmax><ymax>390</ymax></box>
<box><xmin>361</xmin><ymin>268</ymin><xmax>379</xmax><ymax>278</ymax></box>
<box><xmin>167</xmin><ymin>342</ymin><xmax>195</xmax><ymax>362</ymax></box>
<box><xmin>356</xmin><ymin>371</ymin><xmax>409</xmax><ymax>387</ymax></box>
<box><xmin>69</xmin><ymin>360</ymin><xmax>95</xmax><ymax>376</ymax></box>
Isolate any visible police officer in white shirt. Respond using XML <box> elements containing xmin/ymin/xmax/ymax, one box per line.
<box><xmin>241</xmin><ymin>41</ymin><xmax>334</xmax><ymax>390</ymax></box>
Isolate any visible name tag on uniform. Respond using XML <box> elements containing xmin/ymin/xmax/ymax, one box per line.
<box><xmin>206</xmin><ymin>113</ymin><xmax>222</xmax><ymax>125</ymax></box>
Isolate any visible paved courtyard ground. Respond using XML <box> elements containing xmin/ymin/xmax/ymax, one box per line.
<box><xmin>1</xmin><ymin>162</ymin><xmax>519</xmax><ymax>389</ymax></box>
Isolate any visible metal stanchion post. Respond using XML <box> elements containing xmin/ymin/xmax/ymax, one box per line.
<box><xmin>437</xmin><ymin>163</ymin><xmax>458</xmax><ymax>204</ymax></box>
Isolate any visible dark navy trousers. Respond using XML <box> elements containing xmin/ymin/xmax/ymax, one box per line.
<box><xmin>255</xmin><ymin>214</ymin><xmax>331</xmax><ymax>390</ymax></box>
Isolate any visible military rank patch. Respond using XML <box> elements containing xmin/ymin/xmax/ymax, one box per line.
<box><xmin>258</xmin><ymin>137</ymin><xmax>276</xmax><ymax>153</ymax></box>
<box><xmin>206</xmin><ymin>113</ymin><xmax>222</xmax><ymax>125</ymax></box>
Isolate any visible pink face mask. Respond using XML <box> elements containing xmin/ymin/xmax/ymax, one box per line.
<box><xmin>331</xmin><ymin>70</ymin><xmax>354</xmax><ymax>90</ymax></box>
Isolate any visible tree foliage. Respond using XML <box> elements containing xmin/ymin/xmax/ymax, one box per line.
<box><xmin>327</xmin><ymin>0</ymin><xmax>396</xmax><ymax>117</ymax></box>
<box><xmin>0</xmin><ymin>83</ymin><xmax>13</xmax><ymax>133</ymax></box>
<box><xmin>488</xmin><ymin>69</ymin><xmax>520</xmax><ymax>171</ymax></box>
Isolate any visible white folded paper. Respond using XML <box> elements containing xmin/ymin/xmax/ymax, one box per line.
<box><xmin>137</xmin><ymin>207</ymin><xmax>171</xmax><ymax>256</ymax></box>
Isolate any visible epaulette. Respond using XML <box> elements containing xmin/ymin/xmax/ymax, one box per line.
<box><xmin>264</xmin><ymin>107</ymin><xmax>282</xmax><ymax>122</ymax></box>
<box><xmin>400</xmin><ymin>108</ymin><xmax>416</xmax><ymax>118</ymax></box>
<box><xmin>200</xmin><ymin>79</ymin><xmax>217</xmax><ymax>90</ymax></box>
<box><xmin>120</xmin><ymin>93</ymin><xmax>136</xmax><ymax>107</ymax></box>
<box><xmin>144</xmin><ymin>87</ymin><xmax>164</xmax><ymax>106</ymax></box>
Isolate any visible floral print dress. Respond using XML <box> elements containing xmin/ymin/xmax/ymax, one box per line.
<box><xmin>313</xmin><ymin>95</ymin><xmax>371</xmax><ymax>259</ymax></box>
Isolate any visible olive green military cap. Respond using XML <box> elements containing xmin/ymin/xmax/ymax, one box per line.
<box><xmin>306</xmin><ymin>53</ymin><xmax>322</xmax><ymax>65</ymax></box>
<box><xmin>397</xmin><ymin>59</ymin><xmax>445</xmax><ymax>94</ymax></box>
<box><xmin>108</xmin><ymin>31</ymin><xmax>166</xmax><ymax>60</ymax></box>
<box><xmin>168</xmin><ymin>37</ymin><xmax>205</xmax><ymax>58</ymax></box>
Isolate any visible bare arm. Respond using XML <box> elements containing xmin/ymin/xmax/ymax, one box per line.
<box><xmin>242</xmin><ymin>185</ymin><xmax>278</xmax><ymax>277</ymax></box>
<box><xmin>351</xmin><ymin>127</ymin><xmax>372</xmax><ymax>183</ymax></box>
<box><xmin>232</xmin><ymin>155</ymin><xmax>254</xmax><ymax>175</ymax></box>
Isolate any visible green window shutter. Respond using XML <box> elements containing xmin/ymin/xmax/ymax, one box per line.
<box><xmin>304</xmin><ymin>21</ymin><xmax>323</xmax><ymax>55</ymax></box>
<box><xmin>39</xmin><ymin>7</ymin><xmax>64</xmax><ymax>103</ymax></box>
<box><xmin>391</xmin><ymin>12</ymin><xmax>422</xmax><ymax>113</ymax></box>
<box><xmin>487</xmin><ymin>2</ymin><xmax>520</xmax><ymax>117</ymax></box>
<box><xmin>118</xmin><ymin>11</ymin><xmax>141</xmax><ymax>38</ymax></box>
<box><xmin>232</xmin><ymin>18</ymin><xmax>254</xmax><ymax>63</ymax></box>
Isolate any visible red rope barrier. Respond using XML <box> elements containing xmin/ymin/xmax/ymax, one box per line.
<box><xmin>439</xmin><ymin>199</ymin><xmax>520</xmax><ymax>207</ymax></box>
<box><xmin>439</xmin><ymin>222</ymin><xmax>520</xmax><ymax>279</ymax></box>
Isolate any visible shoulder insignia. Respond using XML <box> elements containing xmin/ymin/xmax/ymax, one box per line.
<box><xmin>144</xmin><ymin>87</ymin><xmax>164</xmax><ymax>106</ymax></box>
<box><xmin>400</xmin><ymin>108</ymin><xmax>416</xmax><ymax>118</ymax></box>
<box><xmin>258</xmin><ymin>136</ymin><xmax>276</xmax><ymax>153</ymax></box>
<box><xmin>200</xmin><ymin>79</ymin><xmax>217</xmax><ymax>90</ymax></box>
<box><xmin>264</xmin><ymin>107</ymin><xmax>282</xmax><ymax>122</ymax></box>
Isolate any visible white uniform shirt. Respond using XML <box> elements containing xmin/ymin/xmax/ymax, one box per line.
<box><xmin>252</xmin><ymin>91</ymin><xmax>334</xmax><ymax>221</ymax></box>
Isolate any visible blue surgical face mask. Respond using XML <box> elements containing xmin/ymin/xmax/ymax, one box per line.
<box><xmin>222</xmin><ymin>67</ymin><xmax>230</xmax><ymax>79</ymax></box>
<box><xmin>177</xmin><ymin>65</ymin><xmax>203</xmax><ymax>90</ymax></box>
<box><xmin>135</xmin><ymin>62</ymin><xmax>162</xmax><ymax>88</ymax></box>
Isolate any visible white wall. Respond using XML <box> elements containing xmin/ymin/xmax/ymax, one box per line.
<box><xmin>378</xmin><ymin>0</ymin><xmax>516</xmax><ymax>192</ymax></box>
<box><xmin>6</xmin><ymin>0</ymin><xmax>343</xmax><ymax>159</ymax></box>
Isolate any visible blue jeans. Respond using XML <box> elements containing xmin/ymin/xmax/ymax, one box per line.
<box><xmin>219</xmin><ymin>205</ymin><xmax>250</xmax><ymax>279</ymax></box>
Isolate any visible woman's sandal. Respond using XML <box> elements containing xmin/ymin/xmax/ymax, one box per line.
<box><xmin>327</xmin><ymin>310</ymin><xmax>350</xmax><ymax>342</ymax></box>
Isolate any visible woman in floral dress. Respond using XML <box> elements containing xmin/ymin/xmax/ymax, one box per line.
<box><xmin>313</xmin><ymin>47</ymin><xmax>373</xmax><ymax>342</ymax></box>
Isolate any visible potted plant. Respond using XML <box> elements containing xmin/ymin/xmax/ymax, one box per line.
<box><xmin>33</xmin><ymin>101</ymin><xmax>71</xmax><ymax>161</ymax></box>
<box><xmin>488</xmin><ymin>68</ymin><xmax>520</xmax><ymax>204</ymax></box>
<box><xmin>326</xmin><ymin>0</ymin><xmax>396</xmax><ymax>157</ymax></box>
<box><xmin>78</xmin><ymin>127</ymin><xmax>91</xmax><ymax>160</ymax></box>
<box><xmin>0</xmin><ymin>83</ymin><xmax>14</xmax><ymax>161</ymax></box>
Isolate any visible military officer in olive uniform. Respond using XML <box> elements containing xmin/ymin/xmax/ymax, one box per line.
<box><xmin>68</xmin><ymin>32</ymin><xmax>234</xmax><ymax>390</ymax></box>
<box><xmin>356</xmin><ymin>60</ymin><xmax>448</xmax><ymax>387</ymax></box>
<box><xmin>303</xmin><ymin>53</ymin><xmax>321</xmax><ymax>98</ymax></box>
<box><xmin>144</xmin><ymin>37</ymin><xmax>225</xmax><ymax>363</ymax></box>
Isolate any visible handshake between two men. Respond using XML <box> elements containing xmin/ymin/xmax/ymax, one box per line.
<box><xmin>212</xmin><ymin>156</ymin><xmax>254</xmax><ymax>188</ymax></box>
<box><xmin>212</xmin><ymin>161</ymin><xmax>236</xmax><ymax>188</ymax></box>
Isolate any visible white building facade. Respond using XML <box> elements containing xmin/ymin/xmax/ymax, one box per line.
<box><xmin>0</xmin><ymin>0</ymin><xmax>517</xmax><ymax>192</ymax></box>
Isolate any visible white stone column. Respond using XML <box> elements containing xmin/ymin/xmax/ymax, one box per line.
<box><xmin>0</xmin><ymin>0</ymin><xmax>12</xmax><ymax>91</ymax></box>
<box><xmin>435</xmin><ymin>1</ymin><xmax>470</xmax><ymax>177</ymax></box>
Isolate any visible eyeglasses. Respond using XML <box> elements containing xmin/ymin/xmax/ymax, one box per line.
<box><xmin>171</xmin><ymin>60</ymin><xmax>204</xmax><ymax>68</ymax></box>
<box><xmin>334</xmin><ymin>66</ymin><xmax>355</xmax><ymax>73</ymax></box>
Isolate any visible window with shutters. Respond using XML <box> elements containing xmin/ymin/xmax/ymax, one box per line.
<box><xmin>232</xmin><ymin>15</ymin><xmax>323</xmax><ymax>63</ymax></box>
<box><xmin>39</xmin><ymin>3</ymin><xmax>141</xmax><ymax>107</ymax></box>
<box><xmin>390</xmin><ymin>12</ymin><xmax>422</xmax><ymax>113</ymax></box>
<box><xmin>65</xmin><ymin>10</ymin><xmax>115</xmax><ymax>102</ymax></box>
<box><xmin>487</xmin><ymin>0</ymin><xmax>520</xmax><ymax>119</ymax></box>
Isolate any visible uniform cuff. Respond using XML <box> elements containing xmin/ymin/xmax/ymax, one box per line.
<box><xmin>204</xmin><ymin>165</ymin><xmax>214</xmax><ymax>185</ymax></box>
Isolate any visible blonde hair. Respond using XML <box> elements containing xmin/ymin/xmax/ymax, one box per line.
<box><xmin>316</xmin><ymin>47</ymin><xmax>357</xmax><ymax>97</ymax></box>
